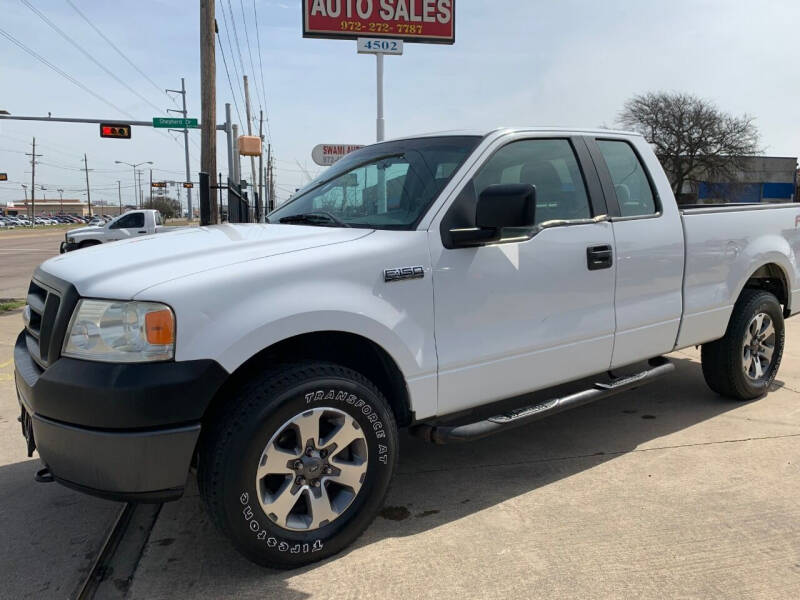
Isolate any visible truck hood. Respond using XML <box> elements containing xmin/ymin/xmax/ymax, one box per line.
<box><xmin>40</xmin><ymin>223</ymin><xmax>373</xmax><ymax>299</ymax></box>
<box><xmin>67</xmin><ymin>225</ymin><xmax>104</xmax><ymax>237</ymax></box>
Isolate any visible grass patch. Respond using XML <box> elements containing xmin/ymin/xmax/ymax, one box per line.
<box><xmin>0</xmin><ymin>299</ymin><xmax>25</xmax><ymax>312</ymax></box>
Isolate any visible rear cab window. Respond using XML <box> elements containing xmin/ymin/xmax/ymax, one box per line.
<box><xmin>596</xmin><ymin>140</ymin><xmax>658</xmax><ymax>217</ymax></box>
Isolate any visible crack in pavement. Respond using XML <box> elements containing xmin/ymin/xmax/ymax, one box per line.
<box><xmin>398</xmin><ymin>432</ymin><xmax>800</xmax><ymax>476</ymax></box>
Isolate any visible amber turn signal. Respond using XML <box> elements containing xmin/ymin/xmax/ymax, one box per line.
<box><xmin>145</xmin><ymin>309</ymin><xmax>175</xmax><ymax>345</ymax></box>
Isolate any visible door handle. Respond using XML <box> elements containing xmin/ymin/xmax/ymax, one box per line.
<box><xmin>587</xmin><ymin>245</ymin><xmax>613</xmax><ymax>270</ymax></box>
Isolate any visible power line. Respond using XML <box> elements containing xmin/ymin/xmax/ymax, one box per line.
<box><xmin>0</xmin><ymin>27</ymin><xmax>137</xmax><ymax>119</ymax></box>
<box><xmin>65</xmin><ymin>0</ymin><xmax>170</xmax><ymax>101</ymax></box>
<box><xmin>216</xmin><ymin>28</ymin><xmax>245</xmax><ymax>126</ymax></box>
<box><xmin>217</xmin><ymin>0</ymin><xmax>247</xmax><ymax>119</ymax></box>
<box><xmin>20</xmin><ymin>0</ymin><xmax>166</xmax><ymax>116</ymax></box>
<box><xmin>252</xmin><ymin>0</ymin><xmax>273</xmax><ymax>144</ymax></box>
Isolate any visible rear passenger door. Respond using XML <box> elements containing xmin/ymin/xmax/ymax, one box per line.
<box><xmin>429</xmin><ymin>135</ymin><xmax>618</xmax><ymax>416</ymax></box>
<box><xmin>585</xmin><ymin>136</ymin><xmax>685</xmax><ymax>368</ymax></box>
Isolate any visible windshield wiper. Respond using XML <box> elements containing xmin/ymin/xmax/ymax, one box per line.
<box><xmin>277</xmin><ymin>211</ymin><xmax>350</xmax><ymax>228</ymax></box>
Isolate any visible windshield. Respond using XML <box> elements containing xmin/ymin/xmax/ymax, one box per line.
<box><xmin>269</xmin><ymin>136</ymin><xmax>481</xmax><ymax>229</ymax></box>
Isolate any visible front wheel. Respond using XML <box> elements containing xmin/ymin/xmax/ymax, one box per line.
<box><xmin>198</xmin><ymin>362</ymin><xmax>398</xmax><ymax>568</ymax></box>
<box><xmin>701</xmin><ymin>289</ymin><xmax>785</xmax><ymax>400</ymax></box>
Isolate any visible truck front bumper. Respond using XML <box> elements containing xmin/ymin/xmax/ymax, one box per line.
<box><xmin>59</xmin><ymin>241</ymin><xmax>78</xmax><ymax>253</ymax></box>
<box><xmin>14</xmin><ymin>331</ymin><xmax>228</xmax><ymax>502</ymax></box>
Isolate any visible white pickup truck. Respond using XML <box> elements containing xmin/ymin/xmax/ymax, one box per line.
<box><xmin>15</xmin><ymin>128</ymin><xmax>800</xmax><ymax>568</ymax></box>
<box><xmin>59</xmin><ymin>209</ymin><xmax>167</xmax><ymax>252</ymax></box>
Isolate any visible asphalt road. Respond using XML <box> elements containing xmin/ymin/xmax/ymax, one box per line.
<box><xmin>0</xmin><ymin>229</ymin><xmax>65</xmax><ymax>299</ymax></box>
<box><xmin>1</xmin><ymin>310</ymin><xmax>799</xmax><ymax>598</ymax></box>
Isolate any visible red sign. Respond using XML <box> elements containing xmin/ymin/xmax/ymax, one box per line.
<box><xmin>303</xmin><ymin>0</ymin><xmax>455</xmax><ymax>44</ymax></box>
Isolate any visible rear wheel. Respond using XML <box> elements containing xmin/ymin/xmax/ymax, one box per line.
<box><xmin>701</xmin><ymin>289</ymin><xmax>784</xmax><ymax>400</ymax></box>
<box><xmin>198</xmin><ymin>362</ymin><xmax>398</xmax><ymax>568</ymax></box>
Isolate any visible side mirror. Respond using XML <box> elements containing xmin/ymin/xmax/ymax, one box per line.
<box><xmin>449</xmin><ymin>183</ymin><xmax>536</xmax><ymax>248</ymax></box>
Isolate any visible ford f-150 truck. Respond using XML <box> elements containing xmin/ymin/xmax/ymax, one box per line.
<box><xmin>59</xmin><ymin>209</ymin><xmax>168</xmax><ymax>252</ymax></box>
<box><xmin>15</xmin><ymin>128</ymin><xmax>800</xmax><ymax>568</ymax></box>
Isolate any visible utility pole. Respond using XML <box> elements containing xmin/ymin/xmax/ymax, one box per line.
<box><xmin>149</xmin><ymin>169</ymin><xmax>153</xmax><ymax>207</ymax></box>
<box><xmin>264</xmin><ymin>144</ymin><xmax>275</xmax><ymax>213</ymax></box>
<box><xmin>269</xmin><ymin>152</ymin><xmax>275</xmax><ymax>211</ymax></box>
<box><xmin>200</xmin><ymin>0</ymin><xmax>218</xmax><ymax>223</ymax></box>
<box><xmin>257</xmin><ymin>109</ymin><xmax>264</xmax><ymax>222</ymax></box>
<box><xmin>25</xmin><ymin>138</ymin><xmax>42</xmax><ymax>222</ymax></box>
<box><xmin>137</xmin><ymin>171</ymin><xmax>143</xmax><ymax>207</ymax></box>
<box><xmin>57</xmin><ymin>188</ymin><xmax>64</xmax><ymax>214</ymax></box>
<box><xmin>117</xmin><ymin>181</ymin><xmax>122</xmax><ymax>213</ymax></box>
<box><xmin>376</xmin><ymin>54</ymin><xmax>385</xmax><ymax>142</ymax></box>
<box><xmin>167</xmin><ymin>77</ymin><xmax>194</xmax><ymax>220</ymax></box>
<box><xmin>83</xmin><ymin>154</ymin><xmax>92</xmax><ymax>217</ymax></box>
<box><xmin>243</xmin><ymin>75</ymin><xmax>257</xmax><ymax>198</ymax></box>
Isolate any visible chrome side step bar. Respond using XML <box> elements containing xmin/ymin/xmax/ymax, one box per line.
<box><xmin>409</xmin><ymin>357</ymin><xmax>675</xmax><ymax>445</ymax></box>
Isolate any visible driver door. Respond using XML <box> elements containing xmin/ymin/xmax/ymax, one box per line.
<box><xmin>429</xmin><ymin>136</ymin><xmax>617</xmax><ymax>416</ymax></box>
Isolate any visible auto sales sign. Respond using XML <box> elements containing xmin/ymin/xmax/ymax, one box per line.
<box><xmin>303</xmin><ymin>0</ymin><xmax>455</xmax><ymax>44</ymax></box>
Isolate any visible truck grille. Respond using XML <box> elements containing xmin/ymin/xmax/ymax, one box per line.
<box><xmin>24</xmin><ymin>275</ymin><xmax>77</xmax><ymax>369</ymax></box>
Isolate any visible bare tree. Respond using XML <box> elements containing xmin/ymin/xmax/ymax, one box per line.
<box><xmin>618</xmin><ymin>92</ymin><xmax>760</xmax><ymax>197</ymax></box>
<box><xmin>143</xmin><ymin>195</ymin><xmax>181</xmax><ymax>219</ymax></box>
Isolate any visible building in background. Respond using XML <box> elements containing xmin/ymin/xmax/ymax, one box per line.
<box><xmin>677</xmin><ymin>156</ymin><xmax>797</xmax><ymax>204</ymax></box>
<box><xmin>1</xmin><ymin>199</ymin><xmax>135</xmax><ymax>217</ymax></box>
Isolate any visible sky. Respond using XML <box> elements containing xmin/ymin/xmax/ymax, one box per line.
<box><xmin>1</xmin><ymin>0</ymin><xmax>799</xmax><ymax>209</ymax></box>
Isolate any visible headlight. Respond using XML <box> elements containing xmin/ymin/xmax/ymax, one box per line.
<box><xmin>63</xmin><ymin>299</ymin><xmax>175</xmax><ymax>362</ymax></box>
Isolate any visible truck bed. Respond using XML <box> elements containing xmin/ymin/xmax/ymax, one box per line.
<box><xmin>676</xmin><ymin>202</ymin><xmax>800</xmax><ymax>348</ymax></box>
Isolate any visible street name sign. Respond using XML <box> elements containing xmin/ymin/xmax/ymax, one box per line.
<box><xmin>151</xmin><ymin>181</ymin><xmax>167</xmax><ymax>188</ymax></box>
<box><xmin>312</xmin><ymin>144</ymin><xmax>365</xmax><ymax>166</ymax></box>
<box><xmin>357</xmin><ymin>37</ymin><xmax>403</xmax><ymax>54</ymax></box>
<box><xmin>152</xmin><ymin>117</ymin><xmax>198</xmax><ymax>129</ymax></box>
<box><xmin>303</xmin><ymin>0</ymin><xmax>455</xmax><ymax>44</ymax></box>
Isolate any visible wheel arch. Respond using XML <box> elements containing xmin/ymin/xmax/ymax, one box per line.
<box><xmin>202</xmin><ymin>330</ymin><xmax>414</xmax><ymax>433</ymax></box>
<box><xmin>740</xmin><ymin>261</ymin><xmax>790</xmax><ymax>317</ymax></box>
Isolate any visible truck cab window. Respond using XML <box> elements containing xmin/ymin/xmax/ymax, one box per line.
<box><xmin>473</xmin><ymin>139</ymin><xmax>591</xmax><ymax>224</ymax></box>
<box><xmin>597</xmin><ymin>140</ymin><xmax>657</xmax><ymax>217</ymax></box>
<box><xmin>110</xmin><ymin>213</ymin><xmax>144</xmax><ymax>229</ymax></box>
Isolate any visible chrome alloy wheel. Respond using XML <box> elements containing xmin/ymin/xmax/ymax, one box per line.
<box><xmin>255</xmin><ymin>407</ymin><xmax>368</xmax><ymax>532</ymax></box>
<box><xmin>742</xmin><ymin>312</ymin><xmax>776</xmax><ymax>380</ymax></box>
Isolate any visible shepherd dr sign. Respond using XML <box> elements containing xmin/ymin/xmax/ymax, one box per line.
<box><xmin>312</xmin><ymin>144</ymin><xmax>365</xmax><ymax>166</ymax></box>
<box><xmin>302</xmin><ymin>0</ymin><xmax>455</xmax><ymax>44</ymax></box>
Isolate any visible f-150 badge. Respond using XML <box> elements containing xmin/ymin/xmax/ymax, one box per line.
<box><xmin>384</xmin><ymin>266</ymin><xmax>425</xmax><ymax>282</ymax></box>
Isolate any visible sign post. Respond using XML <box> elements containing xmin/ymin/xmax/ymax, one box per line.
<box><xmin>302</xmin><ymin>1</ymin><xmax>455</xmax><ymax>143</ymax></box>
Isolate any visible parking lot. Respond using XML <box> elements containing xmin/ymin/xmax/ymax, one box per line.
<box><xmin>0</xmin><ymin>277</ymin><xmax>798</xmax><ymax>598</ymax></box>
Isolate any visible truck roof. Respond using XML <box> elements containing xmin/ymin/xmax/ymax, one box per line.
<box><xmin>387</xmin><ymin>126</ymin><xmax>642</xmax><ymax>142</ymax></box>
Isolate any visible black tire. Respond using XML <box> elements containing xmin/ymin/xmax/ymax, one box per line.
<box><xmin>198</xmin><ymin>361</ymin><xmax>398</xmax><ymax>569</ymax></box>
<box><xmin>701</xmin><ymin>289</ymin><xmax>784</xmax><ymax>400</ymax></box>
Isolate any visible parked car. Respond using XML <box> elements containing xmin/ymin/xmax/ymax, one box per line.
<box><xmin>15</xmin><ymin>128</ymin><xmax>800</xmax><ymax>569</ymax></box>
<box><xmin>0</xmin><ymin>217</ymin><xmax>15</xmax><ymax>228</ymax></box>
<box><xmin>60</xmin><ymin>209</ymin><xmax>173</xmax><ymax>252</ymax></box>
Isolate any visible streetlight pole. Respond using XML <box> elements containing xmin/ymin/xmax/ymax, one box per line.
<box><xmin>115</xmin><ymin>160</ymin><xmax>153</xmax><ymax>208</ymax></box>
<box><xmin>57</xmin><ymin>188</ymin><xmax>64</xmax><ymax>214</ymax></box>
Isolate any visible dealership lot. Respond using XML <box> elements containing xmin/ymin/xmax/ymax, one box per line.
<box><xmin>0</xmin><ymin>306</ymin><xmax>798</xmax><ymax>598</ymax></box>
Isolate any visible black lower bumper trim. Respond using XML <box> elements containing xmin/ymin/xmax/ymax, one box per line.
<box><xmin>31</xmin><ymin>412</ymin><xmax>199</xmax><ymax>501</ymax></box>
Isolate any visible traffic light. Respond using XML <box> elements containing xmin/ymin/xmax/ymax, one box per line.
<box><xmin>183</xmin><ymin>182</ymin><xmax>193</xmax><ymax>189</ymax></box>
<box><xmin>100</xmin><ymin>124</ymin><xmax>131</xmax><ymax>139</ymax></box>
<box><xmin>0</xmin><ymin>173</ymin><xmax>7</xmax><ymax>181</ymax></box>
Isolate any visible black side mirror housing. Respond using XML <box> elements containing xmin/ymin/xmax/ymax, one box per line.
<box><xmin>449</xmin><ymin>183</ymin><xmax>536</xmax><ymax>248</ymax></box>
